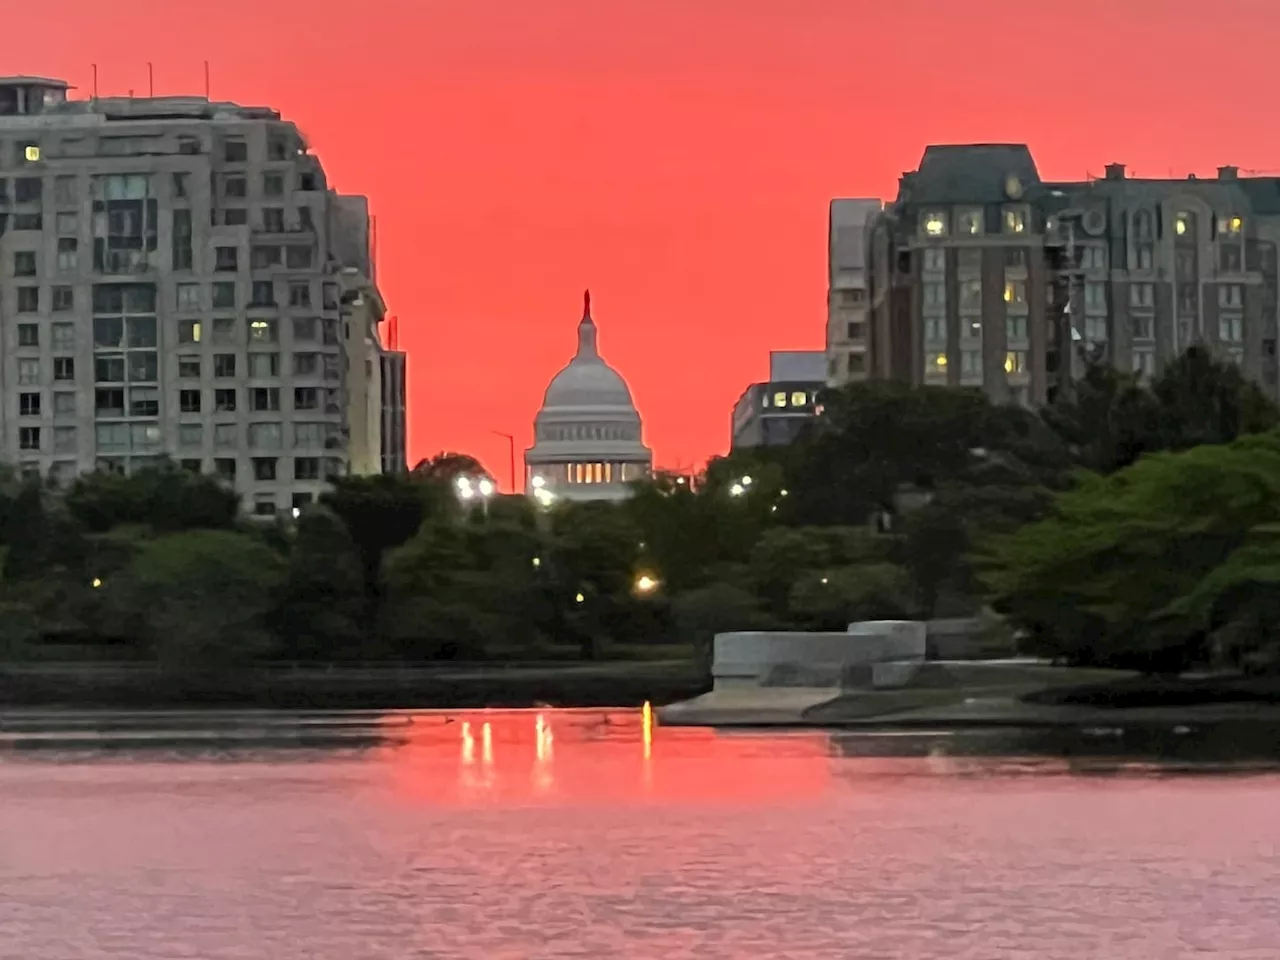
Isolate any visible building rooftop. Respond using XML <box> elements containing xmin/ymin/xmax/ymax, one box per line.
<box><xmin>0</xmin><ymin>76</ymin><xmax>71</xmax><ymax>88</ymax></box>
<box><xmin>903</xmin><ymin>143</ymin><xmax>1041</xmax><ymax>204</ymax></box>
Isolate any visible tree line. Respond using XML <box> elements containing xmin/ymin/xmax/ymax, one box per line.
<box><xmin>1</xmin><ymin>345</ymin><xmax>1277</xmax><ymax>675</ymax></box>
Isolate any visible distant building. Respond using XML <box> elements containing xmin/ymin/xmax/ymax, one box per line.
<box><xmin>730</xmin><ymin>350</ymin><xmax>826</xmax><ymax>450</ymax></box>
<box><xmin>379</xmin><ymin>348</ymin><xmax>407</xmax><ymax>474</ymax></box>
<box><xmin>0</xmin><ymin>75</ymin><xmax>400</xmax><ymax>516</ymax></box>
<box><xmin>826</xmin><ymin>199</ymin><xmax>881</xmax><ymax>386</ymax></box>
<box><xmin>524</xmin><ymin>292</ymin><xmax>651</xmax><ymax>501</ymax></box>
<box><xmin>865</xmin><ymin>144</ymin><xmax>1280</xmax><ymax>406</ymax></box>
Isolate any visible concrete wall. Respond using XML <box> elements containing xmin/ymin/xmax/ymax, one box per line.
<box><xmin>713</xmin><ymin>622</ymin><xmax>926</xmax><ymax>688</ymax></box>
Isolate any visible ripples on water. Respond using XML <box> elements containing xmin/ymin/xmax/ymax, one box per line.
<box><xmin>1</xmin><ymin>710</ymin><xmax>1279</xmax><ymax>959</ymax></box>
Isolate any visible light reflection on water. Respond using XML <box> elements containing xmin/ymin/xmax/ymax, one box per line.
<box><xmin>1</xmin><ymin>710</ymin><xmax>1280</xmax><ymax>959</ymax></box>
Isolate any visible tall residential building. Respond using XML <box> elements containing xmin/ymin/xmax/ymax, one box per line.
<box><xmin>0</xmin><ymin>75</ymin><xmax>395</xmax><ymax>513</ymax></box>
<box><xmin>866</xmin><ymin>144</ymin><xmax>1280</xmax><ymax>405</ymax></box>
<box><xmin>826</xmin><ymin>199</ymin><xmax>881</xmax><ymax>387</ymax></box>
<box><xmin>379</xmin><ymin>348</ymin><xmax>407</xmax><ymax>474</ymax></box>
<box><xmin>730</xmin><ymin>350</ymin><xmax>826</xmax><ymax>450</ymax></box>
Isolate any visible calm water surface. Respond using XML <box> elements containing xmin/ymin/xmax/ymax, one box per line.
<box><xmin>1</xmin><ymin>709</ymin><xmax>1279</xmax><ymax>959</ymax></box>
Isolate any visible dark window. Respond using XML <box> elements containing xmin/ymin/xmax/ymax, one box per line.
<box><xmin>223</xmin><ymin>208</ymin><xmax>248</xmax><ymax>226</ymax></box>
<box><xmin>293</xmin><ymin>457</ymin><xmax>320</xmax><ymax>480</ymax></box>
<box><xmin>95</xmin><ymin>388</ymin><xmax>125</xmax><ymax>415</ymax></box>
<box><xmin>215</xmin><ymin>246</ymin><xmax>238</xmax><ymax>271</ymax></box>
<box><xmin>19</xmin><ymin>393</ymin><xmax>41</xmax><ymax>416</ymax></box>
<box><xmin>250</xmin><ymin>280</ymin><xmax>275</xmax><ymax>306</ymax></box>
<box><xmin>180</xmin><ymin>389</ymin><xmax>202</xmax><ymax>413</ymax></box>
<box><xmin>172</xmin><ymin>208</ymin><xmax>193</xmax><ymax>270</ymax></box>
<box><xmin>251</xmin><ymin>245</ymin><xmax>282</xmax><ymax>269</ymax></box>
<box><xmin>212</xmin><ymin>282</ymin><xmax>236</xmax><ymax>308</ymax></box>
<box><xmin>299</xmin><ymin>173</ymin><xmax>318</xmax><ymax>191</ymax></box>
<box><xmin>14</xmin><ymin>251</ymin><xmax>37</xmax><ymax>276</ymax></box>
<box><xmin>293</xmin><ymin>387</ymin><xmax>318</xmax><ymax>410</ymax></box>
<box><xmin>18</xmin><ymin>427</ymin><xmax>40</xmax><ymax>451</ymax></box>
<box><xmin>253</xmin><ymin>499</ymin><xmax>277</xmax><ymax>517</ymax></box>
<box><xmin>285</xmin><ymin>245</ymin><xmax>313</xmax><ymax>269</ymax></box>
<box><xmin>178</xmin><ymin>356</ymin><xmax>201</xmax><ymax>378</ymax></box>
<box><xmin>215</xmin><ymin>458</ymin><xmax>237</xmax><ymax>479</ymax></box>
<box><xmin>17</xmin><ymin>323</ymin><xmax>39</xmax><ymax>347</ymax></box>
<box><xmin>17</xmin><ymin>286</ymin><xmax>39</xmax><ymax>312</ymax></box>
<box><xmin>250</xmin><ymin>387</ymin><xmax>280</xmax><ymax>412</ymax></box>
<box><xmin>263</xmin><ymin>172</ymin><xmax>285</xmax><ymax>196</ymax></box>
<box><xmin>54</xmin><ymin>357</ymin><xmax>75</xmax><ymax>380</ymax></box>
<box><xmin>214</xmin><ymin>354</ymin><xmax>236</xmax><ymax>377</ymax></box>
<box><xmin>214</xmin><ymin>388</ymin><xmax>237</xmax><ymax>412</ymax></box>
<box><xmin>14</xmin><ymin>177</ymin><xmax>42</xmax><ymax>202</ymax></box>
<box><xmin>253</xmin><ymin>457</ymin><xmax>278</xmax><ymax>481</ymax></box>
<box><xmin>223</xmin><ymin>139</ymin><xmax>248</xmax><ymax>162</ymax></box>
<box><xmin>289</xmin><ymin>282</ymin><xmax>311</xmax><ymax>307</ymax></box>
<box><xmin>52</xmin><ymin>286</ymin><xmax>74</xmax><ymax>311</ymax></box>
<box><xmin>262</xmin><ymin>207</ymin><xmax>285</xmax><ymax>232</ymax></box>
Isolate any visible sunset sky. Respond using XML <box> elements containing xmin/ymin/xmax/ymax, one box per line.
<box><xmin>14</xmin><ymin>0</ymin><xmax>1280</xmax><ymax>484</ymax></box>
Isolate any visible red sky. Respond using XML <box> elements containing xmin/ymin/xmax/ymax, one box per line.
<box><xmin>14</xmin><ymin>0</ymin><xmax>1280</xmax><ymax>485</ymax></box>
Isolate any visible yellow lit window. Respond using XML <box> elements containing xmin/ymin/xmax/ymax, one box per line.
<box><xmin>593</xmin><ymin>463</ymin><xmax>602</xmax><ymax>483</ymax></box>
<box><xmin>1175</xmin><ymin>213</ymin><xmax>1189</xmax><ymax>236</ymax></box>
<box><xmin>24</xmin><ymin>145</ymin><xmax>40</xmax><ymax>162</ymax></box>
<box><xmin>922</xmin><ymin>212</ymin><xmax>947</xmax><ymax>237</ymax></box>
<box><xmin>1004</xmin><ymin>280</ymin><xmax>1026</xmax><ymax>305</ymax></box>
<box><xmin>773</xmin><ymin>391</ymin><xmax>787</xmax><ymax>407</ymax></box>
<box><xmin>934</xmin><ymin>353</ymin><xmax>948</xmax><ymax>369</ymax></box>
<box><xmin>604</xmin><ymin>462</ymin><xmax>613</xmax><ymax>483</ymax></box>
<box><xmin>1004</xmin><ymin>351</ymin><xmax>1026</xmax><ymax>374</ymax></box>
<box><xmin>1219</xmin><ymin>215</ymin><xmax>1243</xmax><ymax>235</ymax></box>
<box><xmin>790</xmin><ymin>391</ymin><xmax>806</xmax><ymax>406</ymax></box>
<box><xmin>1003</xmin><ymin>207</ymin><xmax>1026</xmax><ymax>234</ymax></box>
<box><xmin>191</xmin><ymin>321</ymin><xmax>203</xmax><ymax>343</ymax></box>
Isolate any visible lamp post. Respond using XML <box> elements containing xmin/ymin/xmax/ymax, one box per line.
<box><xmin>455</xmin><ymin>474</ymin><xmax>495</xmax><ymax>519</ymax></box>
<box><xmin>491</xmin><ymin>430</ymin><xmax>516</xmax><ymax>493</ymax></box>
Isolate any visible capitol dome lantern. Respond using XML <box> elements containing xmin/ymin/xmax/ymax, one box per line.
<box><xmin>524</xmin><ymin>291</ymin><xmax>652</xmax><ymax>502</ymax></box>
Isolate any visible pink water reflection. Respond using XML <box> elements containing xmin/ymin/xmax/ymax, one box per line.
<box><xmin>374</xmin><ymin>709</ymin><xmax>834</xmax><ymax>806</ymax></box>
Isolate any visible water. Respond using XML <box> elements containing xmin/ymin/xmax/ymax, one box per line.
<box><xmin>1</xmin><ymin>710</ymin><xmax>1279</xmax><ymax>959</ymax></box>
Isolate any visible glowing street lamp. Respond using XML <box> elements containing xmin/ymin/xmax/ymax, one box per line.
<box><xmin>634</xmin><ymin>574</ymin><xmax>660</xmax><ymax>595</ymax></box>
<box><xmin>729</xmin><ymin>483</ymin><xmax>745</xmax><ymax>497</ymax></box>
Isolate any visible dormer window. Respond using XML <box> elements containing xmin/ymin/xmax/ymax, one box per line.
<box><xmin>1218</xmin><ymin>214</ymin><xmax>1243</xmax><ymax>235</ymax></box>
<box><xmin>957</xmin><ymin>208</ymin><xmax>983</xmax><ymax>235</ymax></box>
<box><xmin>1003</xmin><ymin>206</ymin><xmax>1028</xmax><ymax>234</ymax></box>
<box><xmin>921</xmin><ymin>211</ymin><xmax>947</xmax><ymax>237</ymax></box>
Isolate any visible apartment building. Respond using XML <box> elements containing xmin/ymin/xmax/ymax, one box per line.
<box><xmin>0</xmin><ymin>75</ymin><xmax>396</xmax><ymax>513</ymax></box>
<box><xmin>865</xmin><ymin>144</ymin><xmax>1280</xmax><ymax>405</ymax></box>
<box><xmin>730</xmin><ymin>350</ymin><xmax>826</xmax><ymax>449</ymax></box>
<box><xmin>379</xmin><ymin>349</ymin><xmax>407</xmax><ymax>474</ymax></box>
<box><xmin>826</xmin><ymin>198</ymin><xmax>881</xmax><ymax>387</ymax></box>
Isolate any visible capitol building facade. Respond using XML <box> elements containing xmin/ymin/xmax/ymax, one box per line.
<box><xmin>524</xmin><ymin>292</ymin><xmax>652</xmax><ymax>502</ymax></box>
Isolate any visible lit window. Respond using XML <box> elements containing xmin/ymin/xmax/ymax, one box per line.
<box><xmin>922</xmin><ymin>212</ymin><xmax>947</xmax><ymax>237</ymax></box>
<box><xmin>1218</xmin><ymin>215</ymin><xmax>1243</xmax><ymax>235</ymax></box>
<box><xmin>933</xmin><ymin>353</ymin><xmax>948</xmax><ymax>369</ymax></box>
<box><xmin>790</xmin><ymin>391</ymin><xmax>806</xmax><ymax>406</ymax></box>
<box><xmin>1003</xmin><ymin>280</ymin><xmax>1026</xmax><ymax>306</ymax></box>
<box><xmin>24</xmin><ymin>145</ymin><xmax>40</xmax><ymax>162</ymax></box>
<box><xmin>1004</xmin><ymin>351</ymin><xmax>1027</xmax><ymax>374</ymax></box>
<box><xmin>772</xmin><ymin>392</ymin><xmax>787</xmax><ymax>407</ymax></box>
<box><xmin>1003</xmin><ymin>207</ymin><xmax>1027</xmax><ymax>234</ymax></box>
<box><xmin>1175</xmin><ymin>213</ymin><xmax>1190</xmax><ymax>236</ymax></box>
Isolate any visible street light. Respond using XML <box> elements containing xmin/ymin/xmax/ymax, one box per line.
<box><xmin>456</xmin><ymin>475</ymin><xmax>494</xmax><ymax>518</ymax></box>
<box><xmin>634</xmin><ymin>574</ymin><xmax>659</xmax><ymax>595</ymax></box>
<box><xmin>729</xmin><ymin>483</ymin><xmax>745</xmax><ymax>497</ymax></box>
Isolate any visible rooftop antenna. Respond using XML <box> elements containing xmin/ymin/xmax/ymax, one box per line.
<box><xmin>204</xmin><ymin>61</ymin><xmax>210</xmax><ymax>99</ymax></box>
<box><xmin>91</xmin><ymin>63</ymin><xmax>98</xmax><ymax>99</ymax></box>
<box><xmin>147</xmin><ymin>63</ymin><xmax>154</xmax><ymax>97</ymax></box>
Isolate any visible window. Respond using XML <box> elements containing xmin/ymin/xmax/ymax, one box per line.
<box><xmin>1132</xmin><ymin>351</ymin><xmax>1156</xmax><ymax>377</ymax></box>
<box><xmin>924</xmin><ymin>317</ymin><xmax>946</xmax><ymax>342</ymax></box>
<box><xmin>292</xmin><ymin>352</ymin><xmax>319</xmax><ymax>376</ymax></box>
<box><xmin>1221</xmin><ymin>245</ymin><xmax>1243</xmax><ymax>273</ymax></box>
<box><xmin>96</xmin><ymin>423</ymin><xmax>129</xmax><ymax>451</ymax></box>
<box><xmin>961</xmin><ymin>350</ymin><xmax>982</xmax><ymax>376</ymax></box>
<box><xmin>172</xmin><ymin>208</ymin><xmax>193</xmax><ymax>271</ymax></box>
<box><xmin>1005</xmin><ymin>315</ymin><xmax>1027</xmax><ymax>341</ymax></box>
<box><xmin>214</xmin><ymin>388</ymin><xmax>237</xmax><ymax>412</ymax></box>
<box><xmin>248</xmin><ymin>352</ymin><xmax>280</xmax><ymax>377</ymax></box>
<box><xmin>1219</xmin><ymin>214</ymin><xmax>1244</xmax><ymax>235</ymax></box>
<box><xmin>250</xmin><ymin>281</ymin><xmax>275</xmax><ymax>307</ymax></box>
<box><xmin>922</xmin><ymin>282</ymin><xmax>946</xmax><ymax>310</ymax></box>
<box><xmin>250</xmin><ymin>387</ymin><xmax>280</xmax><ymax>412</ymax></box>
<box><xmin>953</xmin><ymin>207</ymin><xmax>983</xmax><ymax>235</ymax></box>
<box><xmin>1175</xmin><ymin>212</ymin><xmax>1191</xmax><ymax>236</ymax></box>
<box><xmin>95</xmin><ymin>388</ymin><xmax>125</xmax><ymax>416</ymax></box>
<box><xmin>53</xmin><ymin>176</ymin><xmax>77</xmax><ymax>205</ymax></box>
<box><xmin>1084</xmin><ymin>316</ymin><xmax>1108</xmax><ymax>341</ymax></box>
<box><xmin>1131</xmin><ymin>315</ymin><xmax>1154</xmax><ymax>340</ymax></box>
<box><xmin>253</xmin><ymin>496</ymin><xmax>277</xmax><ymax>517</ymax></box>
<box><xmin>1080</xmin><ymin>246</ymin><xmax>1106</xmax><ymax>270</ymax></box>
<box><xmin>130</xmin><ymin>422</ymin><xmax>161</xmax><ymax>449</ymax></box>
<box><xmin>54</xmin><ymin>357</ymin><xmax>74</xmax><ymax>381</ymax></box>
<box><xmin>959</xmin><ymin>279</ymin><xmax>982</xmax><ymax>312</ymax></box>
<box><xmin>1129</xmin><ymin>283</ymin><xmax>1154</xmax><ymax>308</ymax></box>
<box><xmin>56</xmin><ymin>212</ymin><xmax>78</xmax><ymax>235</ymax></box>
<box><xmin>292</xmin><ymin>386</ymin><xmax>318</xmax><ymax>410</ymax></box>
<box><xmin>178</xmin><ymin>320</ymin><xmax>202</xmax><ymax>344</ymax></box>
<box><xmin>839</xmin><ymin>289</ymin><xmax>865</xmax><ymax>306</ymax></box>
<box><xmin>1005</xmin><ymin>248</ymin><xmax>1026</xmax><ymax>268</ymax></box>
<box><xmin>178</xmin><ymin>355</ymin><xmax>201</xmax><ymax>378</ymax></box>
<box><xmin>268</xmin><ymin>137</ymin><xmax>291</xmax><ymax>161</ymax></box>
<box><xmin>771</xmin><ymin>391</ymin><xmax>787</xmax><ymax>408</ymax></box>
<box><xmin>248</xmin><ymin>318</ymin><xmax>277</xmax><ymax>343</ymax></box>
<box><xmin>251</xmin><ymin>245</ymin><xmax>282</xmax><ymax>269</ymax></box>
<box><xmin>263</xmin><ymin>172</ymin><xmax>285</xmax><ymax>196</ymax></box>
<box><xmin>176</xmin><ymin>283</ymin><xmax>201</xmax><ymax>310</ymax></box>
<box><xmin>288</xmin><ymin>282</ymin><xmax>312</xmax><ymax>307</ymax></box>
<box><xmin>253</xmin><ymin>458</ymin><xmax>278</xmax><ymax>481</ymax></box>
<box><xmin>1219</xmin><ymin>315</ymin><xmax>1244</xmax><ymax>342</ymax></box>
<box><xmin>52</xmin><ymin>285</ymin><xmax>74</xmax><ymax>312</ymax></box>
<box><xmin>172</xmin><ymin>172</ymin><xmax>190</xmax><ymax>199</ymax></box>
<box><xmin>298</xmin><ymin>206</ymin><xmax>314</xmax><ymax>230</ymax></box>
<box><xmin>95</xmin><ymin>355</ymin><xmax>125</xmax><ymax>383</ymax></box>
<box><xmin>248</xmin><ymin>422</ymin><xmax>282</xmax><ymax>449</ymax></box>
<box><xmin>845</xmin><ymin>320</ymin><xmax>865</xmax><ymax>342</ymax></box>
<box><xmin>56</xmin><ymin>237</ymin><xmax>78</xmax><ymax>272</ymax></box>
<box><xmin>17</xmin><ymin>286</ymin><xmax>40</xmax><ymax>313</ymax></box>
<box><xmin>293</xmin><ymin>423</ymin><xmax>322</xmax><ymax>447</ymax></box>
<box><xmin>14</xmin><ymin>251</ymin><xmax>37</xmax><ymax>277</ymax></box>
<box><xmin>52</xmin><ymin>322</ymin><xmax>74</xmax><ymax>349</ymax></box>
<box><xmin>1134</xmin><ymin>243</ymin><xmax>1154</xmax><ymax>270</ymax></box>
<box><xmin>1003</xmin><ymin>279</ymin><xmax>1026</xmax><ymax>307</ymax></box>
<box><xmin>129</xmin><ymin>387</ymin><xmax>159</xmax><ymax>417</ymax></box>
<box><xmin>1003</xmin><ymin>206</ymin><xmax>1027</xmax><ymax>234</ymax></box>
<box><xmin>262</xmin><ymin>208</ymin><xmax>285</xmax><ymax>233</ymax></box>
<box><xmin>224</xmin><ymin>139</ymin><xmax>248</xmax><ymax>162</ymax></box>
<box><xmin>223</xmin><ymin>208</ymin><xmax>248</xmax><ymax>226</ymax></box>
<box><xmin>292</xmin><ymin>317</ymin><xmax>317</xmax><ymax>341</ymax></box>
<box><xmin>285</xmin><ymin>246</ymin><xmax>313</xmax><ymax>269</ymax></box>
<box><xmin>13</xmin><ymin>212</ymin><xmax>42</xmax><ymax>231</ymax></box>
<box><xmin>214</xmin><ymin>354</ymin><xmax>237</xmax><ymax>378</ymax></box>
<box><xmin>180</xmin><ymin>423</ymin><xmax>203</xmax><ymax>449</ymax></box>
<box><xmin>19</xmin><ymin>393</ymin><xmax>41</xmax><ymax>416</ymax></box>
<box><xmin>1084</xmin><ymin>282</ymin><xmax>1107</xmax><ymax>311</ymax></box>
<box><xmin>1219</xmin><ymin>284</ymin><xmax>1243</xmax><ymax>309</ymax></box>
<box><xmin>215</xmin><ymin>458</ymin><xmax>237</xmax><ymax>480</ymax></box>
<box><xmin>921</xmin><ymin>211</ymin><xmax>947</xmax><ymax>236</ymax></box>
<box><xmin>54</xmin><ymin>426</ymin><xmax>76</xmax><ymax>454</ymax></box>
<box><xmin>963</xmin><ymin>317</ymin><xmax>982</xmax><ymax>340</ymax></box>
<box><xmin>294</xmin><ymin>457</ymin><xmax>320</xmax><ymax>480</ymax></box>
<box><xmin>17</xmin><ymin>323</ymin><xmax>39</xmax><ymax>347</ymax></box>
<box><xmin>922</xmin><ymin>248</ymin><xmax>946</xmax><ymax>272</ymax></box>
<box><xmin>128</xmin><ymin>316</ymin><xmax>156</xmax><ymax>348</ymax></box>
<box><xmin>19</xmin><ymin>427</ymin><xmax>41</xmax><ymax>451</ymax></box>
<box><xmin>18</xmin><ymin>359</ymin><xmax>39</xmax><ymax>385</ymax></box>
<box><xmin>214</xmin><ymin>424</ymin><xmax>237</xmax><ymax>448</ymax></box>
<box><xmin>1004</xmin><ymin>351</ymin><xmax>1027</xmax><ymax>375</ymax></box>
<box><xmin>215</xmin><ymin>246</ymin><xmax>238</xmax><ymax>272</ymax></box>
<box><xmin>212</xmin><ymin>282</ymin><xmax>236</xmax><ymax>308</ymax></box>
<box><xmin>15</xmin><ymin>177</ymin><xmax>42</xmax><ymax>202</ymax></box>
<box><xmin>180</xmin><ymin>389</ymin><xmax>202</xmax><ymax>413</ymax></box>
<box><xmin>789</xmin><ymin>391</ymin><xmax>807</xmax><ymax>407</ymax></box>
